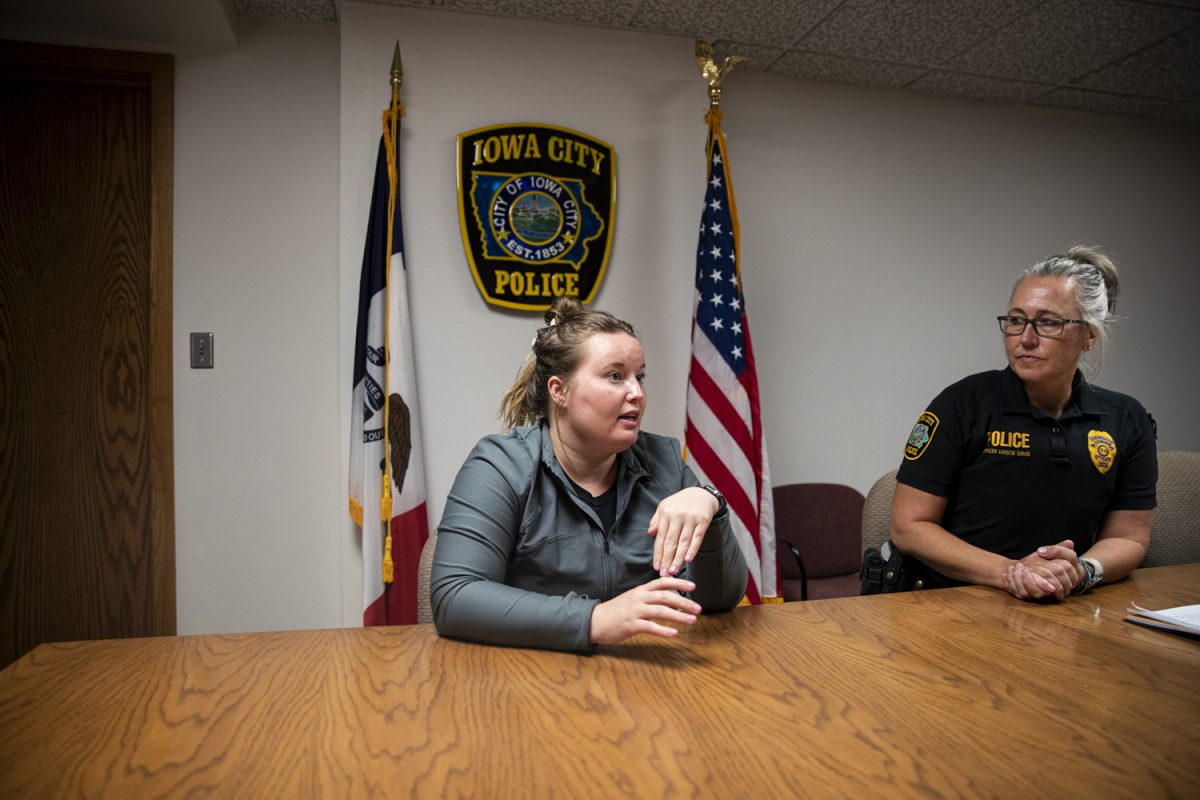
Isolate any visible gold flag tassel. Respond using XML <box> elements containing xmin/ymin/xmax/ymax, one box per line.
<box><xmin>380</xmin><ymin>42</ymin><xmax>405</xmax><ymax>585</ymax></box>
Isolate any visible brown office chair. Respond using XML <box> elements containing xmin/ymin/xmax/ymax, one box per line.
<box><xmin>772</xmin><ymin>483</ymin><xmax>865</xmax><ymax>601</ymax></box>
<box><xmin>861</xmin><ymin>469</ymin><xmax>899</xmax><ymax>556</ymax></box>
<box><xmin>1144</xmin><ymin>451</ymin><xmax>1200</xmax><ymax>567</ymax></box>
<box><xmin>416</xmin><ymin>529</ymin><xmax>438</xmax><ymax>624</ymax></box>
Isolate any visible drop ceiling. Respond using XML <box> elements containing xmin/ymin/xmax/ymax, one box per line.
<box><xmin>5</xmin><ymin>0</ymin><xmax>1197</xmax><ymax>123</ymax></box>
<box><xmin>239</xmin><ymin>0</ymin><xmax>1200</xmax><ymax>124</ymax></box>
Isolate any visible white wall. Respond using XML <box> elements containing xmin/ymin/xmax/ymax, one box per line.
<box><xmin>174</xmin><ymin>17</ymin><xmax>342</xmax><ymax>634</ymax></box>
<box><xmin>337</xmin><ymin>3</ymin><xmax>1200</xmax><ymax>625</ymax></box>
<box><xmin>161</xmin><ymin>4</ymin><xmax>1199</xmax><ymax>634</ymax></box>
<box><xmin>725</xmin><ymin>75</ymin><xmax>1200</xmax><ymax>488</ymax></box>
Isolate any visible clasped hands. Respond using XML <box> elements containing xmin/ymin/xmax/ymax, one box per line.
<box><xmin>1002</xmin><ymin>538</ymin><xmax>1085</xmax><ymax>601</ymax></box>
<box><xmin>589</xmin><ymin>487</ymin><xmax>720</xmax><ymax>645</ymax></box>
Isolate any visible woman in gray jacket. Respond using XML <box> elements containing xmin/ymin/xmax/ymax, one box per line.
<box><xmin>432</xmin><ymin>297</ymin><xmax>747</xmax><ymax>651</ymax></box>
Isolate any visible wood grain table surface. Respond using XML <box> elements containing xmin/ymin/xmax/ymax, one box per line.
<box><xmin>2</xmin><ymin>564</ymin><xmax>1198</xmax><ymax>798</ymax></box>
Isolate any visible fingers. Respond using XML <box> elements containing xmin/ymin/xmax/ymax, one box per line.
<box><xmin>1024</xmin><ymin>544</ymin><xmax>1081</xmax><ymax>598</ymax></box>
<box><xmin>657</xmin><ymin>518</ymin><xmax>711</xmax><ymax>577</ymax></box>
<box><xmin>683</xmin><ymin>519</ymin><xmax>710</xmax><ymax>566</ymax></box>
<box><xmin>638</xmin><ymin>588</ymin><xmax>701</xmax><ymax>632</ymax></box>
<box><xmin>590</xmin><ymin>578</ymin><xmax>703</xmax><ymax>645</ymax></box>
<box><xmin>1006</xmin><ymin>563</ymin><xmax>1058</xmax><ymax>600</ymax></box>
<box><xmin>1035</xmin><ymin>557</ymin><xmax>1077</xmax><ymax>597</ymax></box>
<box><xmin>649</xmin><ymin>489</ymin><xmax>717</xmax><ymax>576</ymax></box>
<box><xmin>649</xmin><ymin>510</ymin><xmax>664</xmax><ymax>571</ymax></box>
<box><xmin>626</xmin><ymin>608</ymin><xmax>701</xmax><ymax>640</ymax></box>
<box><xmin>1036</xmin><ymin>543</ymin><xmax>1078</xmax><ymax>562</ymax></box>
<box><xmin>1008</xmin><ymin>561</ymin><xmax>1078</xmax><ymax>601</ymax></box>
<box><xmin>642</xmin><ymin>575</ymin><xmax>695</xmax><ymax>593</ymax></box>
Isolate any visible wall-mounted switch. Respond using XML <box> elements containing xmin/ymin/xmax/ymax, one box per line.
<box><xmin>190</xmin><ymin>332</ymin><xmax>214</xmax><ymax>369</ymax></box>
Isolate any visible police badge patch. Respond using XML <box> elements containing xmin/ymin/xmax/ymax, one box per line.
<box><xmin>1087</xmin><ymin>429</ymin><xmax>1117</xmax><ymax>474</ymax></box>
<box><xmin>457</xmin><ymin>123</ymin><xmax>615</xmax><ymax>311</ymax></box>
<box><xmin>904</xmin><ymin>411</ymin><xmax>940</xmax><ymax>460</ymax></box>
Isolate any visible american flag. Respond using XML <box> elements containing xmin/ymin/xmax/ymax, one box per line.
<box><xmin>684</xmin><ymin>110</ymin><xmax>776</xmax><ymax>603</ymax></box>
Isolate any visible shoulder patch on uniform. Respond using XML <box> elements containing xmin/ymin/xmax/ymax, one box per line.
<box><xmin>1088</xmin><ymin>430</ymin><xmax>1117</xmax><ymax>474</ymax></box>
<box><xmin>904</xmin><ymin>411</ymin><xmax>939</xmax><ymax>461</ymax></box>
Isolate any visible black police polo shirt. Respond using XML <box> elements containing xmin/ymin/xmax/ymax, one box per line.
<box><xmin>897</xmin><ymin>367</ymin><xmax>1157</xmax><ymax>560</ymax></box>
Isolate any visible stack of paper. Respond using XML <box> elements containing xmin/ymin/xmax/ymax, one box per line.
<box><xmin>1125</xmin><ymin>602</ymin><xmax>1200</xmax><ymax>639</ymax></box>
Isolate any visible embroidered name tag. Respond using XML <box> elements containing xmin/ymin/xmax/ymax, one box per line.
<box><xmin>982</xmin><ymin>429</ymin><xmax>1032</xmax><ymax>457</ymax></box>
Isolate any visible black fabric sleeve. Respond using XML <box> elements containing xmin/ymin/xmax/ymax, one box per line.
<box><xmin>1108</xmin><ymin>399</ymin><xmax>1158</xmax><ymax>511</ymax></box>
<box><xmin>895</xmin><ymin>386</ymin><xmax>965</xmax><ymax>498</ymax></box>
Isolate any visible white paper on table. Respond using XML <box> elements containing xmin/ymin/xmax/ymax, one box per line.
<box><xmin>1125</xmin><ymin>602</ymin><xmax>1200</xmax><ymax>636</ymax></box>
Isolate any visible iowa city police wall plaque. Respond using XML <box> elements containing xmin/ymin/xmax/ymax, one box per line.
<box><xmin>457</xmin><ymin>123</ymin><xmax>615</xmax><ymax>311</ymax></box>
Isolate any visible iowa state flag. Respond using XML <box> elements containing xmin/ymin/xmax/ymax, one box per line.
<box><xmin>684</xmin><ymin>108</ymin><xmax>777</xmax><ymax>603</ymax></box>
<box><xmin>349</xmin><ymin>107</ymin><xmax>429</xmax><ymax>625</ymax></box>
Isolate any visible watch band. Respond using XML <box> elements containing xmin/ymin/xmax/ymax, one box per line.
<box><xmin>1072</xmin><ymin>556</ymin><xmax>1104</xmax><ymax>594</ymax></box>
<box><xmin>699</xmin><ymin>484</ymin><xmax>726</xmax><ymax>516</ymax></box>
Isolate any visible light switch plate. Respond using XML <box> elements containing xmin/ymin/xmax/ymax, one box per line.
<box><xmin>190</xmin><ymin>332</ymin><xmax>214</xmax><ymax>369</ymax></box>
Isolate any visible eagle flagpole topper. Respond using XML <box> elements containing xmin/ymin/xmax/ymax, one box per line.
<box><xmin>685</xmin><ymin>40</ymin><xmax>779</xmax><ymax>604</ymax></box>
<box><xmin>695</xmin><ymin>40</ymin><xmax>746</xmax><ymax>110</ymax></box>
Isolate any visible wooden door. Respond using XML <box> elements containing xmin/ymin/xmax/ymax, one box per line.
<box><xmin>0</xmin><ymin>41</ymin><xmax>174</xmax><ymax>669</ymax></box>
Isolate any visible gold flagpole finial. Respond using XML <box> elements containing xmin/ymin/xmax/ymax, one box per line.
<box><xmin>390</xmin><ymin>41</ymin><xmax>403</xmax><ymax>96</ymax></box>
<box><xmin>695</xmin><ymin>40</ymin><xmax>746</xmax><ymax>109</ymax></box>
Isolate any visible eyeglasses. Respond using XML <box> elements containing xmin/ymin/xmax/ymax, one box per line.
<box><xmin>996</xmin><ymin>315</ymin><xmax>1086</xmax><ymax>337</ymax></box>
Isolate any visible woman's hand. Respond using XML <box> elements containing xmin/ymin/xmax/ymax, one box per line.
<box><xmin>1002</xmin><ymin>540</ymin><xmax>1082</xmax><ymax>600</ymax></box>
<box><xmin>588</xmin><ymin>577</ymin><xmax>703</xmax><ymax>645</ymax></box>
<box><xmin>647</xmin><ymin>487</ymin><xmax>720</xmax><ymax>578</ymax></box>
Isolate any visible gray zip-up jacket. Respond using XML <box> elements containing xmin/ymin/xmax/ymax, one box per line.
<box><xmin>431</xmin><ymin>424</ymin><xmax>748</xmax><ymax>651</ymax></box>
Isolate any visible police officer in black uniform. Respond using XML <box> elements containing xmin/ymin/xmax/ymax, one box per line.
<box><xmin>892</xmin><ymin>246</ymin><xmax>1157</xmax><ymax>601</ymax></box>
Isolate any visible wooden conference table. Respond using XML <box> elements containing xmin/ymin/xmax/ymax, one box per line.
<box><xmin>2</xmin><ymin>565</ymin><xmax>1197</xmax><ymax>798</ymax></box>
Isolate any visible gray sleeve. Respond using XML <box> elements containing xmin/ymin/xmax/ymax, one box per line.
<box><xmin>677</xmin><ymin>455</ymin><xmax>748</xmax><ymax>611</ymax></box>
<box><xmin>686</xmin><ymin>507</ymin><xmax>747</xmax><ymax>611</ymax></box>
<box><xmin>430</xmin><ymin>439</ymin><xmax>598</xmax><ymax>652</ymax></box>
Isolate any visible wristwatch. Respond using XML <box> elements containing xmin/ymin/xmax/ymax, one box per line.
<box><xmin>699</xmin><ymin>484</ymin><xmax>726</xmax><ymax>516</ymax></box>
<box><xmin>1072</xmin><ymin>556</ymin><xmax>1104</xmax><ymax>594</ymax></box>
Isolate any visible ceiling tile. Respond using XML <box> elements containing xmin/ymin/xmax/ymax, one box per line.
<box><xmin>712</xmin><ymin>40</ymin><xmax>785</xmax><ymax>73</ymax></box>
<box><xmin>944</xmin><ymin>0</ymin><xmax>1200</xmax><ymax>83</ymax></box>
<box><xmin>435</xmin><ymin>0</ymin><xmax>642</xmax><ymax>27</ymax></box>
<box><xmin>799</xmin><ymin>0</ymin><xmax>1040</xmax><ymax>66</ymax></box>
<box><xmin>237</xmin><ymin>0</ymin><xmax>337</xmax><ymax>23</ymax></box>
<box><xmin>231</xmin><ymin>0</ymin><xmax>1199</xmax><ymax>125</ymax></box>
<box><xmin>628</xmin><ymin>0</ymin><xmax>842</xmax><ymax>47</ymax></box>
<box><xmin>909</xmin><ymin>71</ymin><xmax>1053</xmax><ymax>103</ymax></box>
<box><xmin>768</xmin><ymin>50</ymin><xmax>929</xmax><ymax>90</ymax></box>
<box><xmin>1074</xmin><ymin>25</ymin><xmax>1200</xmax><ymax>99</ymax></box>
<box><xmin>1146</xmin><ymin>100</ymin><xmax>1200</xmax><ymax>121</ymax></box>
<box><xmin>1034</xmin><ymin>86</ymin><xmax>1170</xmax><ymax>116</ymax></box>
